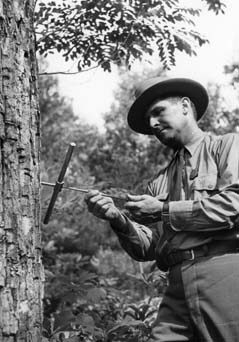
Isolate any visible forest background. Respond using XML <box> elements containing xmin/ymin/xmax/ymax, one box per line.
<box><xmin>36</xmin><ymin>0</ymin><xmax>239</xmax><ymax>341</ymax></box>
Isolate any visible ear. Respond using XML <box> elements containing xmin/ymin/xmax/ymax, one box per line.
<box><xmin>181</xmin><ymin>97</ymin><xmax>190</xmax><ymax>115</ymax></box>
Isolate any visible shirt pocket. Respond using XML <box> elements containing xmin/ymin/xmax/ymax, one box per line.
<box><xmin>191</xmin><ymin>173</ymin><xmax>218</xmax><ymax>199</ymax></box>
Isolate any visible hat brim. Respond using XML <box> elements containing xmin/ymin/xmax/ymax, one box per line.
<box><xmin>127</xmin><ymin>78</ymin><xmax>209</xmax><ymax>135</ymax></box>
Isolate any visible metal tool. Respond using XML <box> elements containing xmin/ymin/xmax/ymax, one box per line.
<box><xmin>42</xmin><ymin>143</ymin><xmax>76</xmax><ymax>224</ymax></box>
<box><xmin>41</xmin><ymin>143</ymin><xmax>128</xmax><ymax>224</ymax></box>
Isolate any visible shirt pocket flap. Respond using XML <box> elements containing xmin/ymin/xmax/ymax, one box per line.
<box><xmin>192</xmin><ymin>173</ymin><xmax>218</xmax><ymax>190</ymax></box>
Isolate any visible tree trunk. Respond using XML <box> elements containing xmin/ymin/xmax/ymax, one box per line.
<box><xmin>0</xmin><ymin>0</ymin><xmax>43</xmax><ymax>340</ymax></box>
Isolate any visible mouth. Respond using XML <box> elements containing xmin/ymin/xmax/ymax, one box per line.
<box><xmin>153</xmin><ymin>127</ymin><xmax>168</xmax><ymax>135</ymax></box>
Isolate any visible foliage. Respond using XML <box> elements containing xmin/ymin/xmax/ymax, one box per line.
<box><xmin>35</xmin><ymin>0</ymin><xmax>225</xmax><ymax>71</ymax></box>
<box><xmin>199</xmin><ymin>72</ymin><xmax>239</xmax><ymax>134</ymax></box>
<box><xmin>40</xmin><ymin>69</ymin><xmax>167</xmax><ymax>342</ymax></box>
<box><xmin>40</xmin><ymin>59</ymin><xmax>239</xmax><ymax>341</ymax></box>
<box><xmin>202</xmin><ymin>0</ymin><xmax>226</xmax><ymax>14</ymax></box>
<box><xmin>42</xmin><ymin>246</ymin><xmax>164</xmax><ymax>341</ymax></box>
<box><xmin>87</xmin><ymin>66</ymin><xmax>172</xmax><ymax>195</ymax></box>
<box><xmin>39</xmin><ymin>66</ymin><xmax>121</xmax><ymax>255</ymax></box>
<box><xmin>39</xmin><ymin>65</ymin><xmax>75</xmax><ymax>163</ymax></box>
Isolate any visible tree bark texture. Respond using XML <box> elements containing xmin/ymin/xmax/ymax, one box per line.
<box><xmin>0</xmin><ymin>1</ymin><xmax>43</xmax><ymax>341</ymax></box>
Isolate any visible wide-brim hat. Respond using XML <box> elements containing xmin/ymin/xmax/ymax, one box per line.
<box><xmin>127</xmin><ymin>77</ymin><xmax>209</xmax><ymax>135</ymax></box>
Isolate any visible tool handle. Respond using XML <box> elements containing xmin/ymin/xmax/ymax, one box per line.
<box><xmin>41</xmin><ymin>181</ymin><xmax>129</xmax><ymax>201</ymax></box>
<box><xmin>57</xmin><ymin>143</ymin><xmax>76</xmax><ymax>182</ymax></box>
<box><xmin>43</xmin><ymin>182</ymin><xmax>63</xmax><ymax>224</ymax></box>
<box><xmin>43</xmin><ymin>143</ymin><xmax>76</xmax><ymax>224</ymax></box>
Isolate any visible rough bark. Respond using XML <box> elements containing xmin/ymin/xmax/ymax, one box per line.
<box><xmin>0</xmin><ymin>0</ymin><xmax>43</xmax><ymax>340</ymax></box>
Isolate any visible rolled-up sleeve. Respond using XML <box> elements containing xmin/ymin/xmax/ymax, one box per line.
<box><xmin>169</xmin><ymin>133</ymin><xmax>239</xmax><ymax>232</ymax></box>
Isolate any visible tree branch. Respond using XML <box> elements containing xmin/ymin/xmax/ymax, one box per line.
<box><xmin>38</xmin><ymin>65</ymin><xmax>99</xmax><ymax>76</ymax></box>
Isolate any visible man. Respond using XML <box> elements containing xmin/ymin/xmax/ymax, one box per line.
<box><xmin>85</xmin><ymin>77</ymin><xmax>239</xmax><ymax>341</ymax></box>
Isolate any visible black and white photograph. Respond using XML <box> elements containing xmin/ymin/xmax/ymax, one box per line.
<box><xmin>0</xmin><ymin>0</ymin><xmax>239</xmax><ymax>341</ymax></box>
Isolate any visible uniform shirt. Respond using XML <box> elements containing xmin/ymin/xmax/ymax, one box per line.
<box><xmin>111</xmin><ymin>130</ymin><xmax>239</xmax><ymax>262</ymax></box>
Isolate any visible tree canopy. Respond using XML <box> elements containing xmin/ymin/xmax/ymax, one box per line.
<box><xmin>35</xmin><ymin>0</ymin><xmax>226</xmax><ymax>71</ymax></box>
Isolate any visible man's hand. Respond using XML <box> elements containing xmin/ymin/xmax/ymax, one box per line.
<box><xmin>124</xmin><ymin>194</ymin><xmax>163</xmax><ymax>224</ymax></box>
<box><xmin>85</xmin><ymin>190</ymin><xmax>123</xmax><ymax>222</ymax></box>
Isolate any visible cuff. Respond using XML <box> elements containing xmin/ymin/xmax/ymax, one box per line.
<box><xmin>169</xmin><ymin>200</ymin><xmax>193</xmax><ymax>231</ymax></box>
<box><xmin>110</xmin><ymin>213</ymin><xmax>136</xmax><ymax>238</ymax></box>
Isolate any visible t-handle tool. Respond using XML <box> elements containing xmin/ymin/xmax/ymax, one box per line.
<box><xmin>42</xmin><ymin>143</ymin><xmax>128</xmax><ymax>224</ymax></box>
<box><xmin>43</xmin><ymin>143</ymin><xmax>76</xmax><ymax>224</ymax></box>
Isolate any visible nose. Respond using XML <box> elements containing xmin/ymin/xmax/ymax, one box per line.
<box><xmin>149</xmin><ymin>116</ymin><xmax>161</xmax><ymax>129</ymax></box>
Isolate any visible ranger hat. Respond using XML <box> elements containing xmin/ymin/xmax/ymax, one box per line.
<box><xmin>127</xmin><ymin>77</ymin><xmax>209</xmax><ymax>134</ymax></box>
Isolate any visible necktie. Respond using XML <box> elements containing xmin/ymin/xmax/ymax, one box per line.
<box><xmin>169</xmin><ymin>149</ymin><xmax>185</xmax><ymax>201</ymax></box>
<box><xmin>157</xmin><ymin>149</ymin><xmax>185</xmax><ymax>271</ymax></box>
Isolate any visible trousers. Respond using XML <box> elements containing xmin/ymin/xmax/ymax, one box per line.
<box><xmin>150</xmin><ymin>252</ymin><xmax>239</xmax><ymax>342</ymax></box>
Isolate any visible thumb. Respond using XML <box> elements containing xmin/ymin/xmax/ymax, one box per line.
<box><xmin>127</xmin><ymin>194</ymin><xmax>146</xmax><ymax>202</ymax></box>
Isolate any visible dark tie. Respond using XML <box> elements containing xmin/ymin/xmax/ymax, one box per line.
<box><xmin>169</xmin><ymin>149</ymin><xmax>184</xmax><ymax>201</ymax></box>
<box><xmin>156</xmin><ymin>149</ymin><xmax>185</xmax><ymax>270</ymax></box>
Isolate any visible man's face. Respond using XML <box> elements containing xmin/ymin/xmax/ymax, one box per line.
<box><xmin>145</xmin><ymin>97</ymin><xmax>187</xmax><ymax>148</ymax></box>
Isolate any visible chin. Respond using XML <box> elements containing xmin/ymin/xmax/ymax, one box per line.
<box><xmin>156</xmin><ymin>134</ymin><xmax>179</xmax><ymax>149</ymax></box>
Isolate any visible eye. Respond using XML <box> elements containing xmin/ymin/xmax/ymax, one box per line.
<box><xmin>151</xmin><ymin>108</ymin><xmax>164</xmax><ymax>117</ymax></box>
<box><xmin>145</xmin><ymin>106</ymin><xmax>165</xmax><ymax>124</ymax></box>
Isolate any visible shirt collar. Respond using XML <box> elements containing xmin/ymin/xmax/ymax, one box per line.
<box><xmin>184</xmin><ymin>129</ymin><xmax>206</xmax><ymax>156</ymax></box>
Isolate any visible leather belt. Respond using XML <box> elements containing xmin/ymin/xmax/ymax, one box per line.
<box><xmin>163</xmin><ymin>240</ymin><xmax>239</xmax><ymax>268</ymax></box>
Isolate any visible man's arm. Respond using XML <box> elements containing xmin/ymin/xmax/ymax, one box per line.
<box><xmin>168</xmin><ymin>133</ymin><xmax>239</xmax><ymax>232</ymax></box>
<box><xmin>85</xmin><ymin>190</ymin><xmax>161</xmax><ymax>261</ymax></box>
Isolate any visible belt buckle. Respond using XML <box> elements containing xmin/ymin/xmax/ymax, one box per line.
<box><xmin>189</xmin><ymin>249</ymin><xmax>195</xmax><ymax>260</ymax></box>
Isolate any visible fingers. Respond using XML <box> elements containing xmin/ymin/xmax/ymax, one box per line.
<box><xmin>88</xmin><ymin>196</ymin><xmax>113</xmax><ymax>214</ymax></box>
<box><xmin>85</xmin><ymin>192</ymin><xmax>112</xmax><ymax>210</ymax></box>
<box><xmin>85</xmin><ymin>191</ymin><xmax>158</xmax><ymax>222</ymax></box>
<box><xmin>127</xmin><ymin>194</ymin><xmax>148</xmax><ymax>202</ymax></box>
<box><xmin>124</xmin><ymin>194</ymin><xmax>149</xmax><ymax>210</ymax></box>
<box><xmin>93</xmin><ymin>202</ymin><xmax>114</xmax><ymax>219</ymax></box>
<box><xmin>84</xmin><ymin>190</ymin><xmax>100</xmax><ymax>202</ymax></box>
<box><xmin>124</xmin><ymin>201</ymin><xmax>141</xmax><ymax>210</ymax></box>
<box><xmin>84</xmin><ymin>190</ymin><xmax>117</xmax><ymax>220</ymax></box>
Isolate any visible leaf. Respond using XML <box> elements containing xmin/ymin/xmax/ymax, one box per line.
<box><xmin>86</xmin><ymin>287</ymin><xmax>107</xmax><ymax>303</ymax></box>
<box><xmin>53</xmin><ymin>310</ymin><xmax>75</xmax><ymax>329</ymax></box>
<box><xmin>75</xmin><ymin>313</ymin><xmax>95</xmax><ymax>328</ymax></box>
<box><xmin>107</xmin><ymin>318</ymin><xmax>146</xmax><ymax>336</ymax></box>
<box><xmin>64</xmin><ymin>337</ymin><xmax>79</xmax><ymax>342</ymax></box>
<box><xmin>35</xmin><ymin>0</ymin><xmax>217</xmax><ymax>70</ymax></box>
